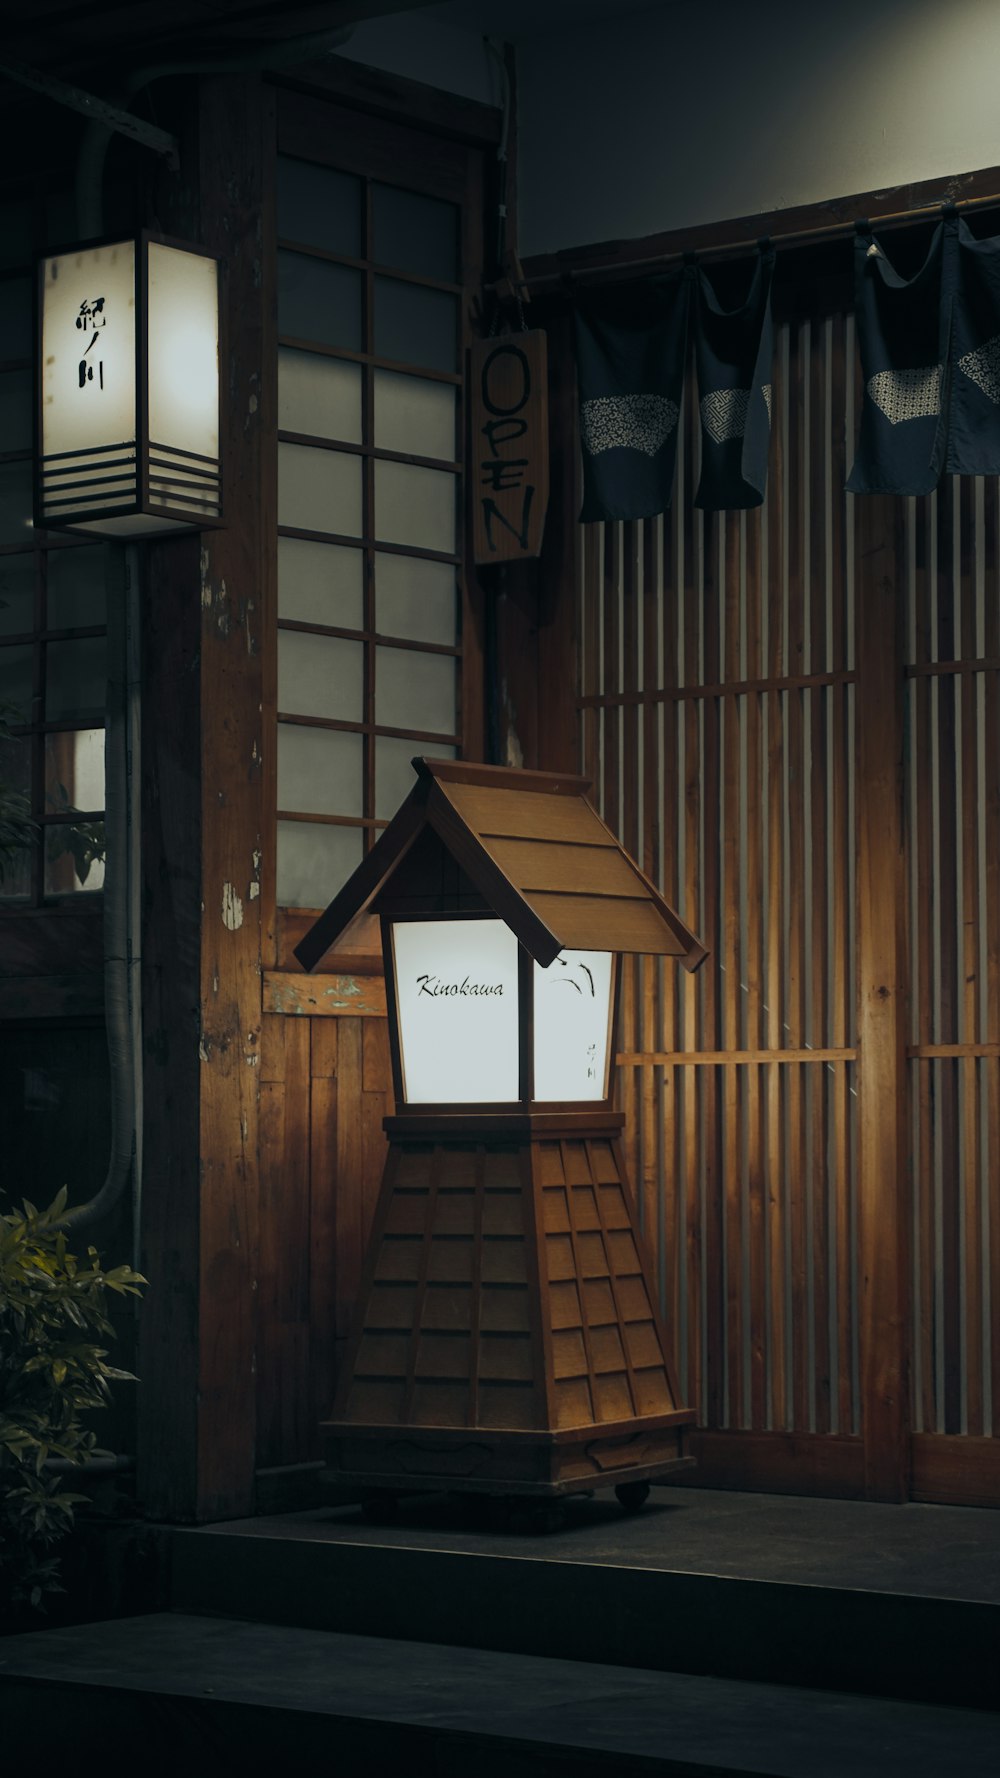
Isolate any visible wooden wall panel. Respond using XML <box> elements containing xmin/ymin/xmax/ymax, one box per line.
<box><xmin>256</xmin><ymin>1010</ymin><xmax>392</xmax><ymax>1475</ymax></box>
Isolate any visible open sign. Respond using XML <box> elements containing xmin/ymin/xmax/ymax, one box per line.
<box><xmin>470</xmin><ymin>329</ymin><xmax>549</xmax><ymax>563</ymax></box>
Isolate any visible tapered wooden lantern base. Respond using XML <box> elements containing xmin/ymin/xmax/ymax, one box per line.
<box><xmin>322</xmin><ymin>1114</ymin><xmax>696</xmax><ymax>1500</ymax></box>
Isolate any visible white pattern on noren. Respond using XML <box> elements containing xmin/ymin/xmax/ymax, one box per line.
<box><xmin>700</xmin><ymin>387</ymin><xmax>751</xmax><ymax>443</ymax></box>
<box><xmin>867</xmin><ymin>365</ymin><xmax>941</xmax><ymax>425</ymax></box>
<box><xmin>958</xmin><ymin>335</ymin><xmax>1000</xmax><ymax>405</ymax></box>
<box><xmin>762</xmin><ymin>384</ymin><xmax>772</xmax><ymax>422</ymax></box>
<box><xmin>580</xmin><ymin>393</ymin><xmax>679</xmax><ymax>457</ymax></box>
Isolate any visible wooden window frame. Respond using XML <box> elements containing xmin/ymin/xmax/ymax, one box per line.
<box><xmin>263</xmin><ymin>84</ymin><xmax>488</xmax><ymax>974</ymax></box>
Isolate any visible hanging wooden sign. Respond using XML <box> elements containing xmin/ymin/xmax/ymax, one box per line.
<box><xmin>470</xmin><ymin>329</ymin><xmax>549</xmax><ymax>564</ymax></box>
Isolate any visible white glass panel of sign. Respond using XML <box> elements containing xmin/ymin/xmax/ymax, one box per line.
<box><xmin>374</xmin><ymin>369</ymin><xmax>456</xmax><ymax>461</ymax></box>
<box><xmin>277</xmin><ymin>818</ymin><xmax>362</xmax><ymax>909</ymax></box>
<box><xmin>45</xmin><ymin>637</ymin><xmax>106</xmax><ymax>720</ymax></box>
<box><xmin>533</xmin><ymin>951</ymin><xmax>613</xmax><ymax>1103</ymax></box>
<box><xmin>47</xmin><ymin>546</ymin><xmax>107</xmax><ymax>629</ymax></box>
<box><xmin>278</xmin><ymin>538</ymin><xmax>364</xmax><ymax>629</ymax></box>
<box><xmin>392</xmin><ymin>918</ymin><xmax>519</xmax><ymax>1103</ymax></box>
<box><xmin>45</xmin><ymin>824</ymin><xmax>105</xmax><ymax>895</ymax></box>
<box><xmin>41</xmin><ymin>243</ymin><xmax>136</xmax><ymax>460</ymax></box>
<box><xmin>279</xmin><ymin>348</ymin><xmax>362</xmax><ymax>443</ymax></box>
<box><xmin>279</xmin><ymin>252</ymin><xmax>361</xmax><ymax>352</ymax></box>
<box><xmin>376</xmin><ymin>552</ymin><xmax>455</xmax><ymax>646</ymax></box>
<box><xmin>0</xmin><ymin>368</ymin><xmax>31</xmax><ymax>450</ymax></box>
<box><xmin>278</xmin><ymin>630</ymin><xmax>363</xmax><ymax>722</ymax></box>
<box><xmin>376</xmin><ymin>646</ymin><xmax>454</xmax><ymax>735</ymax></box>
<box><xmin>278</xmin><ymin>443</ymin><xmax>362</xmax><ymax>537</ymax></box>
<box><xmin>372</xmin><ymin>184</ymin><xmax>457</xmax><ymax>280</ymax></box>
<box><xmin>278</xmin><ymin>724</ymin><xmax>362</xmax><ymax>817</ymax></box>
<box><xmin>0</xmin><ymin>461</ymin><xmax>33</xmax><ymax>546</ymax></box>
<box><xmin>374</xmin><ymin>460</ymin><xmax>455</xmax><ymax>554</ymax></box>
<box><xmin>147</xmin><ymin>244</ymin><xmax>218</xmax><ymax>461</ymax></box>
<box><xmin>277</xmin><ymin>157</ymin><xmax>361</xmax><ymax>257</ymax></box>
<box><xmin>374</xmin><ymin>277</ymin><xmax>456</xmax><ymax>373</ymax></box>
<box><xmin>0</xmin><ymin>556</ymin><xmax>34</xmax><ymax>636</ymax></box>
<box><xmin>45</xmin><ymin>727</ymin><xmax>105</xmax><ymax>812</ymax></box>
<box><xmin>375</xmin><ymin>737</ymin><xmax>454</xmax><ymax>821</ymax></box>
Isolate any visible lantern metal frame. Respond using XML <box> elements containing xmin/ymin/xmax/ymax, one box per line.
<box><xmin>35</xmin><ymin>230</ymin><xmax>224</xmax><ymax>539</ymax></box>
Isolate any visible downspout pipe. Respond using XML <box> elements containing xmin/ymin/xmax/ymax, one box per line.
<box><xmin>59</xmin><ymin>545</ymin><xmax>134</xmax><ymax>1236</ymax></box>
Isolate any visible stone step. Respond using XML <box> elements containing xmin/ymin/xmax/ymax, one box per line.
<box><xmin>1</xmin><ymin>1611</ymin><xmax>996</xmax><ymax>1777</ymax></box>
<box><xmin>167</xmin><ymin>1486</ymin><xmax>1000</xmax><ymax>1711</ymax></box>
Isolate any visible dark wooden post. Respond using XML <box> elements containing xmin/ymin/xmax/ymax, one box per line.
<box><xmin>491</xmin><ymin>307</ymin><xmax>579</xmax><ymax>775</ymax></box>
<box><xmin>855</xmin><ymin>493</ymin><xmax>911</xmax><ymax>1502</ymax></box>
<box><xmin>138</xmin><ymin>74</ymin><xmax>266</xmax><ymax>1521</ymax></box>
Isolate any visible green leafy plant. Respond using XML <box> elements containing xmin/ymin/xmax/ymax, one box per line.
<box><xmin>0</xmin><ymin>1188</ymin><xmax>145</xmax><ymax>1612</ymax></box>
<box><xmin>45</xmin><ymin>779</ymin><xmax>106</xmax><ymax>887</ymax></box>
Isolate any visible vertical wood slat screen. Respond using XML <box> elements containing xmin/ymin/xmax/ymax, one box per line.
<box><xmin>906</xmin><ymin>479</ymin><xmax>1000</xmax><ymax>1440</ymax></box>
<box><xmin>580</xmin><ymin>314</ymin><xmax>859</xmax><ymax>1441</ymax></box>
<box><xmin>580</xmin><ymin>304</ymin><xmax>1000</xmax><ymax>1474</ymax></box>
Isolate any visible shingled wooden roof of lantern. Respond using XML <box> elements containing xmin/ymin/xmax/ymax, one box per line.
<box><xmin>294</xmin><ymin>757</ymin><xmax>708</xmax><ymax>974</ymax></box>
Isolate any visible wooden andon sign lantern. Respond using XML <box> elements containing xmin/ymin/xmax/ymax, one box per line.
<box><xmin>296</xmin><ymin>759</ymin><xmax>707</xmax><ymax>1512</ymax></box>
<box><xmin>36</xmin><ymin>234</ymin><xmax>221</xmax><ymax>538</ymax></box>
<box><xmin>470</xmin><ymin>330</ymin><xmax>549</xmax><ymax>563</ymax></box>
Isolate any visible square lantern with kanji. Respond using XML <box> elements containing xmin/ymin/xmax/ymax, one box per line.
<box><xmin>37</xmin><ymin>233</ymin><xmax>221</xmax><ymax>538</ymax></box>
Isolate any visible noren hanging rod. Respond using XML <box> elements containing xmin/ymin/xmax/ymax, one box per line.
<box><xmin>530</xmin><ymin>187</ymin><xmax>1000</xmax><ymax>290</ymax></box>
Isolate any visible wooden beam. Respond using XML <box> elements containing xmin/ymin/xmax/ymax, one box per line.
<box><xmin>855</xmin><ymin>494</ymin><xmax>911</xmax><ymax>1503</ymax></box>
<box><xmin>911</xmin><ymin>1434</ymin><xmax>1000</xmax><ymax>1508</ymax></box>
<box><xmin>523</xmin><ymin>163</ymin><xmax>1000</xmax><ymax>288</ymax></box>
<box><xmin>264</xmin><ymin>971</ymin><xmax>387</xmax><ymax>1016</ymax></box>
<box><xmin>669</xmin><ymin>1430</ymin><xmax>866</xmax><ymax>1499</ymax></box>
<box><xmin>138</xmin><ymin>74</ymin><xmax>266</xmax><ymax>1524</ymax></box>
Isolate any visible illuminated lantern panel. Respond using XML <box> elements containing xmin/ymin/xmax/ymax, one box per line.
<box><xmin>533</xmin><ymin>948</ymin><xmax>613</xmax><ymax>1102</ymax></box>
<box><xmin>38</xmin><ymin>236</ymin><xmax>221</xmax><ymax>538</ymax></box>
<box><xmin>391</xmin><ymin>918</ymin><xmax>519</xmax><ymax>1103</ymax></box>
<box><xmin>390</xmin><ymin>917</ymin><xmax>614</xmax><ymax>1107</ymax></box>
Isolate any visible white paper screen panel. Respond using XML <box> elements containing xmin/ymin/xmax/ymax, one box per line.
<box><xmin>275</xmin><ymin>150</ymin><xmax>464</xmax><ymax>910</ymax></box>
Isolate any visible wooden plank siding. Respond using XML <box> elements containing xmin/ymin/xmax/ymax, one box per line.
<box><xmin>257</xmin><ymin>1010</ymin><xmax>393</xmax><ymax>1470</ymax></box>
<box><xmin>576</xmin><ymin>292</ymin><xmax>999</xmax><ymax>1503</ymax></box>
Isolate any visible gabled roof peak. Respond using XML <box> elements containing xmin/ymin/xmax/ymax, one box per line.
<box><xmin>295</xmin><ymin>757</ymin><xmax>707</xmax><ymax>975</ymax></box>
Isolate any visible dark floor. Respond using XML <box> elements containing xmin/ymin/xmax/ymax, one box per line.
<box><xmin>202</xmin><ymin>1482</ymin><xmax>1000</xmax><ymax>1603</ymax></box>
<box><xmin>2</xmin><ymin>1610</ymin><xmax>999</xmax><ymax>1777</ymax></box>
<box><xmin>4</xmin><ymin>1485</ymin><xmax>1000</xmax><ymax>1773</ymax></box>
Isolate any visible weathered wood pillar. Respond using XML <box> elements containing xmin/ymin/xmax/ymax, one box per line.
<box><xmin>138</xmin><ymin>74</ymin><xmax>267</xmax><ymax>1521</ymax></box>
<box><xmin>855</xmin><ymin>493</ymin><xmax>911</xmax><ymax>1501</ymax></box>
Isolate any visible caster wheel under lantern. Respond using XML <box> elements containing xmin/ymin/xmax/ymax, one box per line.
<box><xmin>615</xmin><ymin>1480</ymin><xmax>650</xmax><ymax>1513</ymax></box>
